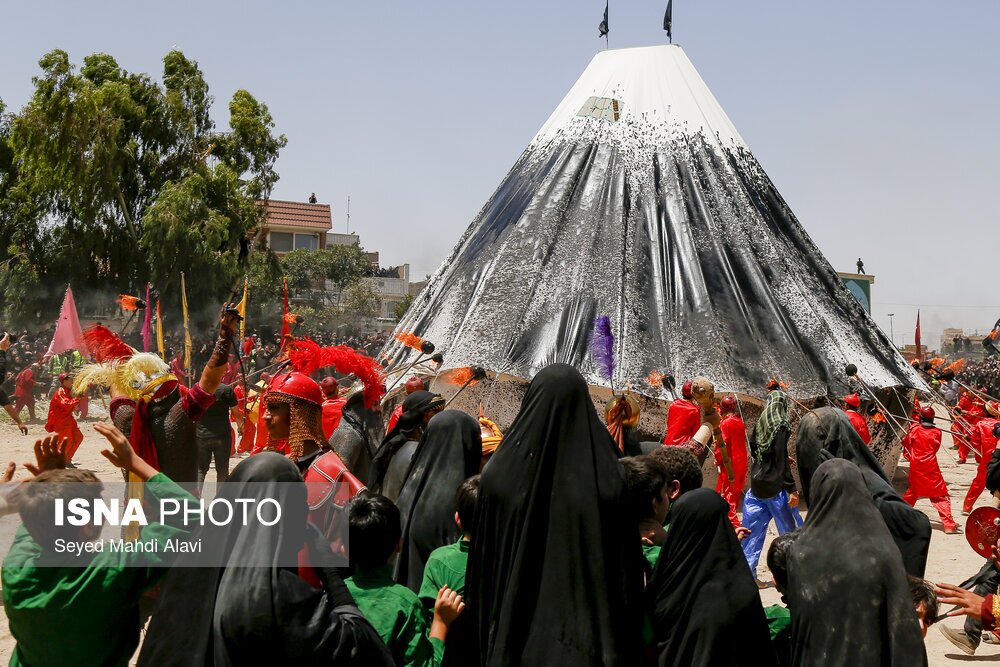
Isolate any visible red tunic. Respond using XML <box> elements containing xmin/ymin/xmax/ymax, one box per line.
<box><xmin>321</xmin><ymin>397</ymin><xmax>347</xmax><ymax>440</ymax></box>
<box><xmin>970</xmin><ymin>418</ymin><xmax>1000</xmax><ymax>464</ymax></box>
<box><xmin>298</xmin><ymin>451</ymin><xmax>366</xmax><ymax>587</ymax></box>
<box><xmin>45</xmin><ymin>387</ymin><xmax>83</xmax><ymax>456</ymax></box>
<box><xmin>900</xmin><ymin>422</ymin><xmax>948</xmax><ymax>497</ymax></box>
<box><xmin>845</xmin><ymin>409</ymin><xmax>872</xmax><ymax>445</ymax></box>
<box><xmin>717</xmin><ymin>414</ymin><xmax>749</xmax><ymax>491</ymax></box>
<box><xmin>13</xmin><ymin>368</ymin><xmax>36</xmax><ymax>399</ymax></box>
<box><xmin>664</xmin><ymin>399</ymin><xmax>700</xmax><ymax>445</ymax></box>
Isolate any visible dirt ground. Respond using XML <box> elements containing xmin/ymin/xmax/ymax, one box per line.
<box><xmin>0</xmin><ymin>399</ymin><xmax>994</xmax><ymax>665</ymax></box>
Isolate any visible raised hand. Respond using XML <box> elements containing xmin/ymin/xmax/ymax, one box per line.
<box><xmin>24</xmin><ymin>436</ymin><xmax>68</xmax><ymax>476</ymax></box>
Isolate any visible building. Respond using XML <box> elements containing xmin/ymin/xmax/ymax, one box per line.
<box><xmin>366</xmin><ymin>264</ymin><xmax>411</xmax><ymax>326</ymax></box>
<box><xmin>259</xmin><ymin>199</ymin><xmax>332</xmax><ymax>255</ymax></box>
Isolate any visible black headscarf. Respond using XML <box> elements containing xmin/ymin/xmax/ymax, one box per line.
<box><xmin>137</xmin><ymin>453</ymin><xmax>392</xmax><ymax>667</ymax></box>
<box><xmin>370</xmin><ymin>390</ymin><xmax>444</xmax><ymax>492</ymax></box>
<box><xmin>394</xmin><ymin>410</ymin><xmax>482</xmax><ymax>591</ymax></box>
<box><xmin>460</xmin><ymin>364</ymin><xmax>644</xmax><ymax>666</ymax></box>
<box><xmin>647</xmin><ymin>489</ymin><xmax>775</xmax><ymax>667</ymax></box>
<box><xmin>787</xmin><ymin>459</ymin><xmax>927</xmax><ymax>666</ymax></box>
<box><xmin>795</xmin><ymin>407</ymin><xmax>931</xmax><ymax>576</ymax></box>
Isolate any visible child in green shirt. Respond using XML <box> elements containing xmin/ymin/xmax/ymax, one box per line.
<box><xmin>765</xmin><ymin>530</ymin><xmax>800</xmax><ymax>667</ymax></box>
<box><xmin>621</xmin><ymin>456</ymin><xmax>672</xmax><ymax>575</ymax></box>
<box><xmin>346</xmin><ymin>493</ymin><xmax>464</xmax><ymax>667</ymax></box>
<box><xmin>2</xmin><ymin>425</ymin><xmax>197</xmax><ymax>667</ymax></box>
<box><xmin>418</xmin><ymin>475</ymin><xmax>479</xmax><ymax>621</ymax></box>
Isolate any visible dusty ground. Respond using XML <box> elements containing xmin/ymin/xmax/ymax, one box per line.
<box><xmin>0</xmin><ymin>400</ymin><xmax>994</xmax><ymax>664</ymax></box>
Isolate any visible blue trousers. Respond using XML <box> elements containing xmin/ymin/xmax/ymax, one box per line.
<box><xmin>741</xmin><ymin>489</ymin><xmax>799</xmax><ymax>573</ymax></box>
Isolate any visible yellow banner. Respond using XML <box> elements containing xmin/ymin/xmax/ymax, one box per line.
<box><xmin>236</xmin><ymin>276</ymin><xmax>248</xmax><ymax>340</ymax></box>
<box><xmin>181</xmin><ymin>272</ymin><xmax>192</xmax><ymax>374</ymax></box>
<box><xmin>156</xmin><ymin>300</ymin><xmax>165</xmax><ymax>357</ymax></box>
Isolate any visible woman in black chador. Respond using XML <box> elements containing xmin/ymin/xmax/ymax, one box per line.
<box><xmin>460</xmin><ymin>364</ymin><xmax>644</xmax><ymax>666</ymax></box>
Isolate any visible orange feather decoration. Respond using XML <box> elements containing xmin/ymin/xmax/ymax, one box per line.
<box><xmin>646</xmin><ymin>370</ymin><xmax>664</xmax><ymax>388</ymax></box>
<box><xmin>945</xmin><ymin>358</ymin><xmax>967</xmax><ymax>375</ymax></box>
<box><xmin>395</xmin><ymin>331</ymin><xmax>427</xmax><ymax>351</ymax></box>
<box><xmin>116</xmin><ymin>295</ymin><xmax>143</xmax><ymax>311</ymax></box>
<box><xmin>440</xmin><ymin>367</ymin><xmax>482</xmax><ymax>387</ymax></box>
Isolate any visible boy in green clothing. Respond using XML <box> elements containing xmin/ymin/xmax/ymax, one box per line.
<box><xmin>765</xmin><ymin>530</ymin><xmax>799</xmax><ymax>667</ymax></box>
<box><xmin>418</xmin><ymin>475</ymin><xmax>480</xmax><ymax>620</ymax></box>
<box><xmin>2</xmin><ymin>425</ymin><xmax>197</xmax><ymax>667</ymax></box>
<box><xmin>347</xmin><ymin>494</ymin><xmax>464</xmax><ymax>667</ymax></box>
<box><xmin>621</xmin><ymin>456</ymin><xmax>672</xmax><ymax>572</ymax></box>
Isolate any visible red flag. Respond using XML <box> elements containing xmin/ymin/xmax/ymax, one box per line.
<box><xmin>281</xmin><ymin>278</ymin><xmax>290</xmax><ymax>339</ymax></box>
<box><xmin>914</xmin><ymin>310</ymin><xmax>922</xmax><ymax>361</ymax></box>
<box><xmin>46</xmin><ymin>286</ymin><xmax>89</xmax><ymax>358</ymax></box>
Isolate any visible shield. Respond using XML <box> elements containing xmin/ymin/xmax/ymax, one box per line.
<box><xmin>965</xmin><ymin>506</ymin><xmax>1000</xmax><ymax>557</ymax></box>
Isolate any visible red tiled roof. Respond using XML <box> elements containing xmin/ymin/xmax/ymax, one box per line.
<box><xmin>259</xmin><ymin>199</ymin><xmax>332</xmax><ymax>231</ymax></box>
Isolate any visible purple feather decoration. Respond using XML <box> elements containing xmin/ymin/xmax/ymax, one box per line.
<box><xmin>591</xmin><ymin>315</ymin><xmax>615</xmax><ymax>382</ymax></box>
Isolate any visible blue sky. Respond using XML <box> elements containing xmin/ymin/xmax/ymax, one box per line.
<box><xmin>3</xmin><ymin>1</ymin><xmax>998</xmax><ymax>347</ymax></box>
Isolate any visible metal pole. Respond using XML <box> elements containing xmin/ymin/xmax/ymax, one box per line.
<box><xmin>888</xmin><ymin>313</ymin><xmax>895</xmax><ymax>349</ymax></box>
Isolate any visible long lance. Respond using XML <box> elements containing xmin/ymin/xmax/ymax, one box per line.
<box><xmin>845</xmin><ymin>364</ymin><xmax>908</xmax><ymax>439</ymax></box>
<box><xmin>444</xmin><ymin>367</ymin><xmax>488</xmax><ymax>408</ymax></box>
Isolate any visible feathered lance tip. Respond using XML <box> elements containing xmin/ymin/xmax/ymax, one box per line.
<box><xmin>283</xmin><ymin>312</ymin><xmax>303</xmax><ymax>325</ymax></box>
<box><xmin>116</xmin><ymin>295</ymin><xmax>146</xmax><ymax>311</ymax></box>
<box><xmin>440</xmin><ymin>366</ymin><xmax>488</xmax><ymax>387</ymax></box>
<box><xmin>288</xmin><ymin>338</ymin><xmax>386</xmax><ymax>408</ymax></box>
<box><xmin>395</xmin><ymin>331</ymin><xmax>435</xmax><ymax>354</ymax></box>
<box><xmin>646</xmin><ymin>369</ymin><xmax>664</xmax><ymax>387</ymax></box>
<box><xmin>590</xmin><ymin>315</ymin><xmax>615</xmax><ymax>382</ymax></box>
<box><xmin>928</xmin><ymin>357</ymin><xmax>946</xmax><ymax>369</ymax></box>
<box><xmin>82</xmin><ymin>325</ymin><xmax>135</xmax><ymax>363</ymax></box>
<box><xmin>945</xmin><ymin>358</ymin><xmax>967</xmax><ymax>375</ymax></box>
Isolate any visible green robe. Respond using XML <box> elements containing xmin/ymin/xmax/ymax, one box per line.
<box><xmin>642</xmin><ymin>543</ymin><xmax>661</xmax><ymax>571</ymax></box>
<box><xmin>418</xmin><ymin>539</ymin><xmax>469</xmax><ymax>622</ymax></box>
<box><xmin>1</xmin><ymin>473</ymin><xmax>194</xmax><ymax>667</ymax></box>
<box><xmin>346</xmin><ymin>565</ymin><xmax>444</xmax><ymax>667</ymax></box>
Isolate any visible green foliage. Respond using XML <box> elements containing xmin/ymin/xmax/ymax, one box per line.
<box><xmin>393</xmin><ymin>293</ymin><xmax>414</xmax><ymax>321</ymax></box>
<box><xmin>280</xmin><ymin>248</ymin><xmax>331</xmax><ymax>309</ymax></box>
<box><xmin>343</xmin><ymin>280</ymin><xmax>381</xmax><ymax>321</ymax></box>
<box><xmin>0</xmin><ymin>48</ymin><xmax>286</xmax><ymax>327</ymax></box>
<box><xmin>326</xmin><ymin>243</ymin><xmax>371</xmax><ymax>302</ymax></box>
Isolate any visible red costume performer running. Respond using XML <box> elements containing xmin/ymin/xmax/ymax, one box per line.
<box><xmin>964</xmin><ymin>402</ymin><xmax>1000</xmax><ymax>514</ymax></box>
<box><xmin>45</xmin><ymin>373</ymin><xmax>83</xmax><ymax>461</ymax></box>
<box><xmin>13</xmin><ymin>364</ymin><xmax>38</xmax><ymax>422</ymax></box>
<box><xmin>716</xmin><ymin>395</ymin><xmax>748</xmax><ymax>528</ymax></box>
<box><xmin>901</xmin><ymin>405</ymin><xmax>958</xmax><ymax>533</ymax></box>
<box><xmin>843</xmin><ymin>393</ymin><xmax>871</xmax><ymax>445</ymax></box>
<box><xmin>955</xmin><ymin>391</ymin><xmax>986</xmax><ymax>464</ymax></box>
<box><xmin>664</xmin><ymin>380</ymin><xmax>700</xmax><ymax>446</ymax></box>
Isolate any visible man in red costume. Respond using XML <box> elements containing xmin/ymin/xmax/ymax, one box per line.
<box><xmin>13</xmin><ymin>363</ymin><xmax>39</xmax><ymax>422</ymax></box>
<box><xmin>663</xmin><ymin>380</ymin><xmax>700</xmax><ymax>446</ymax></box>
<box><xmin>716</xmin><ymin>395</ymin><xmax>748</xmax><ymax>528</ymax></box>
<box><xmin>385</xmin><ymin>376</ymin><xmax>425</xmax><ymax>435</ymax></box>
<box><xmin>964</xmin><ymin>402</ymin><xmax>1000</xmax><ymax>514</ymax></box>
<box><xmin>320</xmin><ymin>377</ymin><xmax>347</xmax><ymax>440</ymax></box>
<box><xmin>955</xmin><ymin>390</ymin><xmax>986</xmax><ymax>464</ymax></box>
<box><xmin>843</xmin><ymin>393</ymin><xmax>871</xmax><ymax>445</ymax></box>
<box><xmin>261</xmin><ymin>371</ymin><xmax>366</xmax><ymax>583</ymax></box>
<box><xmin>45</xmin><ymin>373</ymin><xmax>83</xmax><ymax>462</ymax></box>
<box><xmin>901</xmin><ymin>405</ymin><xmax>958</xmax><ymax>533</ymax></box>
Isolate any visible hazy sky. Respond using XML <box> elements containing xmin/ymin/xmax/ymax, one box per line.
<box><xmin>3</xmin><ymin>1</ymin><xmax>997</xmax><ymax>348</ymax></box>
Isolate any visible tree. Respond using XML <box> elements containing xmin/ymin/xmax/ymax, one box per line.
<box><xmin>393</xmin><ymin>293</ymin><xmax>414</xmax><ymax>321</ymax></box>
<box><xmin>326</xmin><ymin>244</ymin><xmax>371</xmax><ymax>305</ymax></box>
<box><xmin>343</xmin><ymin>281</ymin><xmax>381</xmax><ymax>324</ymax></box>
<box><xmin>0</xmin><ymin>49</ymin><xmax>287</xmax><ymax>326</ymax></box>
<box><xmin>280</xmin><ymin>248</ymin><xmax>331</xmax><ymax>309</ymax></box>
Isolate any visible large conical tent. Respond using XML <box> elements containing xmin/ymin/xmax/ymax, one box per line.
<box><xmin>386</xmin><ymin>45</ymin><xmax>920</xmax><ymax>406</ymax></box>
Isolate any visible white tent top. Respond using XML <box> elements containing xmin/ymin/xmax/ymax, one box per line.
<box><xmin>533</xmin><ymin>45</ymin><xmax>746</xmax><ymax>149</ymax></box>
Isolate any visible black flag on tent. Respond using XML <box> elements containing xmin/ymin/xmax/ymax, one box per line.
<box><xmin>663</xmin><ymin>0</ymin><xmax>673</xmax><ymax>41</ymax></box>
<box><xmin>599</xmin><ymin>2</ymin><xmax>609</xmax><ymax>38</ymax></box>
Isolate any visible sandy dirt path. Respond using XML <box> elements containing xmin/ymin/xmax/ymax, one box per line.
<box><xmin>0</xmin><ymin>400</ymin><xmax>993</xmax><ymax>665</ymax></box>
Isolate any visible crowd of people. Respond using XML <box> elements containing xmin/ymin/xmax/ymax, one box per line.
<box><xmin>3</xmin><ymin>314</ymin><xmax>1000</xmax><ymax>665</ymax></box>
